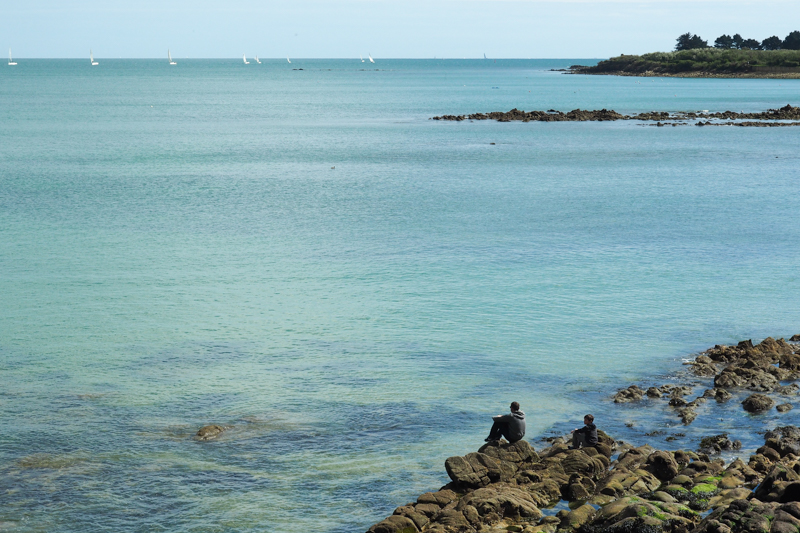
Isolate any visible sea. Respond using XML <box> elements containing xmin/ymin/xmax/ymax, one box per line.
<box><xmin>1</xmin><ymin>58</ymin><xmax>800</xmax><ymax>533</ymax></box>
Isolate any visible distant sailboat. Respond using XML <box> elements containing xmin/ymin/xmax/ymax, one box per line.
<box><xmin>90</xmin><ymin>49</ymin><xmax>98</xmax><ymax>66</ymax></box>
<box><xmin>368</xmin><ymin>54</ymin><xmax>375</xmax><ymax>63</ymax></box>
<box><xmin>168</xmin><ymin>49</ymin><xmax>176</xmax><ymax>65</ymax></box>
<box><xmin>255</xmin><ymin>55</ymin><xmax>261</xmax><ymax>64</ymax></box>
<box><xmin>287</xmin><ymin>57</ymin><xmax>291</xmax><ymax>63</ymax></box>
<box><xmin>360</xmin><ymin>55</ymin><xmax>364</xmax><ymax>63</ymax></box>
<box><xmin>484</xmin><ymin>53</ymin><xmax>487</xmax><ymax>59</ymax></box>
<box><xmin>8</xmin><ymin>48</ymin><xmax>17</xmax><ymax>66</ymax></box>
<box><xmin>243</xmin><ymin>54</ymin><xmax>250</xmax><ymax>65</ymax></box>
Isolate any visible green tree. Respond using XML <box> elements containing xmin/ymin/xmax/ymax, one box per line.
<box><xmin>762</xmin><ymin>36</ymin><xmax>783</xmax><ymax>50</ymax></box>
<box><xmin>740</xmin><ymin>38</ymin><xmax>761</xmax><ymax>50</ymax></box>
<box><xmin>732</xmin><ymin>34</ymin><xmax>744</xmax><ymax>49</ymax></box>
<box><xmin>784</xmin><ymin>31</ymin><xmax>800</xmax><ymax>50</ymax></box>
<box><xmin>675</xmin><ymin>33</ymin><xmax>708</xmax><ymax>51</ymax></box>
<box><xmin>714</xmin><ymin>35</ymin><xmax>735</xmax><ymax>48</ymax></box>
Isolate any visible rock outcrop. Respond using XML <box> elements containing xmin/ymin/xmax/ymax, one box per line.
<box><xmin>431</xmin><ymin>105</ymin><xmax>800</xmax><ymax>127</ymax></box>
<box><xmin>366</xmin><ymin>335</ymin><xmax>800</xmax><ymax>533</ymax></box>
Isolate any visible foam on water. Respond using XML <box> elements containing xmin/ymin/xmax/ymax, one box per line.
<box><xmin>1</xmin><ymin>59</ymin><xmax>800</xmax><ymax>532</ymax></box>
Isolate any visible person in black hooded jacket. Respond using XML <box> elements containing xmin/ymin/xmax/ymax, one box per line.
<box><xmin>485</xmin><ymin>402</ymin><xmax>526</xmax><ymax>443</ymax></box>
<box><xmin>570</xmin><ymin>414</ymin><xmax>598</xmax><ymax>449</ymax></box>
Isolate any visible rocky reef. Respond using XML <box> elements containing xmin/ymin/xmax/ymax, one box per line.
<box><xmin>365</xmin><ymin>336</ymin><xmax>800</xmax><ymax>533</ymax></box>
<box><xmin>430</xmin><ymin>105</ymin><xmax>800</xmax><ymax>127</ymax></box>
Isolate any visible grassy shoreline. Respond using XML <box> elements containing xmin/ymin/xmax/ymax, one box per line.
<box><xmin>573</xmin><ymin>49</ymin><xmax>800</xmax><ymax>78</ymax></box>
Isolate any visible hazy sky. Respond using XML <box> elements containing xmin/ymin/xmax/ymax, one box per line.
<box><xmin>4</xmin><ymin>0</ymin><xmax>800</xmax><ymax>58</ymax></box>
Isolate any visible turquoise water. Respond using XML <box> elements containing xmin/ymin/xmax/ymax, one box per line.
<box><xmin>1</xmin><ymin>59</ymin><xmax>800</xmax><ymax>532</ymax></box>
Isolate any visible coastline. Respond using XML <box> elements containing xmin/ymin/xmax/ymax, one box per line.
<box><xmin>366</xmin><ymin>336</ymin><xmax>800</xmax><ymax>533</ymax></box>
<box><xmin>568</xmin><ymin>49</ymin><xmax>800</xmax><ymax>79</ymax></box>
<box><xmin>570</xmin><ymin>71</ymin><xmax>800</xmax><ymax>79</ymax></box>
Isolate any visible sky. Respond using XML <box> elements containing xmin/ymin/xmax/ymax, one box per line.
<box><xmin>3</xmin><ymin>0</ymin><xmax>800</xmax><ymax>59</ymax></box>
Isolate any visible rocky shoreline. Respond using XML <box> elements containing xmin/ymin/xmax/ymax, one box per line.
<box><xmin>366</xmin><ymin>335</ymin><xmax>800</xmax><ymax>533</ymax></box>
<box><xmin>431</xmin><ymin>105</ymin><xmax>800</xmax><ymax>127</ymax></box>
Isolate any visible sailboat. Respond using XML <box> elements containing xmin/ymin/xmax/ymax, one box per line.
<box><xmin>8</xmin><ymin>48</ymin><xmax>17</xmax><ymax>66</ymax></box>
<box><xmin>255</xmin><ymin>55</ymin><xmax>261</xmax><ymax>64</ymax></box>
<box><xmin>243</xmin><ymin>54</ymin><xmax>249</xmax><ymax>65</ymax></box>
<box><xmin>360</xmin><ymin>55</ymin><xmax>364</xmax><ymax>63</ymax></box>
<box><xmin>287</xmin><ymin>57</ymin><xmax>291</xmax><ymax>64</ymax></box>
<box><xmin>368</xmin><ymin>54</ymin><xmax>375</xmax><ymax>63</ymax></box>
<box><xmin>90</xmin><ymin>49</ymin><xmax>98</xmax><ymax>66</ymax></box>
<box><xmin>484</xmin><ymin>53</ymin><xmax>487</xmax><ymax>59</ymax></box>
<box><xmin>168</xmin><ymin>49</ymin><xmax>176</xmax><ymax>65</ymax></box>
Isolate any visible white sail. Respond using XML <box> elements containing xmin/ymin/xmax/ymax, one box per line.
<box><xmin>8</xmin><ymin>48</ymin><xmax>17</xmax><ymax>66</ymax></box>
<box><xmin>287</xmin><ymin>57</ymin><xmax>291</xmax><ymax>63</ymax></box>
<box><xmin>255</xmin><ymin>55</ymin><xmax>261</xmax><ymax>64</ymax></box>
<box><xmin>91</xmin><ymin>49</ymin><xmax>98</xmax><ymax>66</ymax></box>
<box><xmin>368</xmin><ymin>54</ymin><xmax>375</xmax><ymax>63</ymax></box>
<box><xmin>243</xmin><ymin>54</ymin><xmax>249</xmax><ymax>64</ymax></box>
<box><xmin>360</xmin><ymin>55</ymin><xmax>364</xmax><ymax>63</ymax></box>
<box><xmin>169</xmin><ymin>49</ymin><xmax>176</xmax><ymax>65</ymax></box>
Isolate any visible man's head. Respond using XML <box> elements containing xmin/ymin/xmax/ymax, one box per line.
<box><xmin>584</xmin><ymin>414</ymin><xmax>594</xmax><ymax>424</ymax></box>
<box><xmin>510</xmin><ymin>402</ymin><xmax>520</xmax><ymax>412</ymax></box>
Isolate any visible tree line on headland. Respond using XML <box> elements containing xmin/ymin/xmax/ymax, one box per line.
<box><xmin>676</xmin><ymin>31</ymin><xmax>800</xmax><ymax>51</ymax></box>
<box><xmin>569</xmin><ymin>31</ymin><xmax>800</xmax><ymax>77</ymax></box>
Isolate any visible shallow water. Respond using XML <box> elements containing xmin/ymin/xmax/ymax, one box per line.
<box><xmin>1</xmin><ymin>59</ymin><xmax>800</xmax><ymax>532</ymax></box>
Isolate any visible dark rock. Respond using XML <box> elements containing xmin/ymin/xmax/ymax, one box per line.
<box><xmin>643</xmin><ymin>450</ymin><xmax>679</xmax><ymax>481</ymax></box>
<box><xmin>715</xmin><ymin>389</ymin><xmax>732</xmax><ymax>402</ymax></box>
<box><xmin>195</xmin><ymin>425</ymin><xmax>225</xmax><ymax>441</ymax></box>
<box><xmin>367</xmin><ymin>514</ymin><xmax>419</xmax><ymax>533</ymax></box>
<box><xmin>742</xmin><ymin>393</ymin><xmax>775</xmax><ymax>413</ymax></box>
<box><xmin>416</xmin><ymin>489</ymin><xmax>458</xmax><ymax>507</ymax></box>
<box><xmin>646</xmin><ymin>387</ymin><xmax>662</xmax><ymax>398</ymax></box>
<box><xmin>444</xmin><ymin>452</ymin><xmax>502</xmax><ymax>488</ymax></box>
<box><xmin>432</xmin><ymin>508</ymin><xmax>469</xmax><ymax>529</ymax></box>
<box><xmin>778</xmin><ymin>403</ymin><xmax>793</xmax><ymax>413</ymax></box>
<box><xmin>678</xmin><ymin>407</ymin><xmax>698</xmax><ymax>425</ymax></box>
<box><xmin>790</xmin><ymin>334</ymin><xmax>800</xmax><ymax>342</ymax></box>
<box><xmin>699</xmin><ymin>434</ymin><xmax>741</xmax><ymax>455</ymax></box>
<box><xmin>558</xmin><ymin>503</ymin><xmax>595</xmax><ymax>532</ymax></box>
<box><xmin>477</xmin><ymin>439</ymin><xmax>539</xmax><ymax>464</ymax></box>
<box><xmin>764</xmin><ymin>426</ymin><xmax>800</xmax><ymax>457</ymax></box>
<box><xmin>456</xmin><ymin>485</ymin><xmax>543</xmax><ymax>522</ymax></box>
<box><xmin>614</xmin><ymin>385</ymin><xmax>645</xmax><ymax>403</ymax></box>
<box><xmin>754</xmin><ymin>463</ymin><xmax>800</xmax><ymax>502</ymax></box>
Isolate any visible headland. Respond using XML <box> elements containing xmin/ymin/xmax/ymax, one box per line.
<box><xmin>569</xmin><ymin>49</ymin><xmax>800</xmax><ymax>78</ymax></box>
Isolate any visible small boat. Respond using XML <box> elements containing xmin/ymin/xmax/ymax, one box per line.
<box><xmin>484</xmin><ymin>53</ymin><xmax>487</xmax><ymax>59</ymax></box>
<box><xmin>243</xmin><ymin>54</ymin><xmax>249</xmax><ymax>65</ymax></box>
<box><xmin>368</xmin><ymin>54</ymin><xmax>375</xmax><ymax>63</ymax></box>
<box><xmin>8</xmin><ymin>48</ymin><xmax>17</xmax><ymax>65</ymax></box>
<box><xmin>360</xmin><ymin>55</ymin><xmax>364</xmax><ymax>63</ymax></box>
<box><xmin>255</xmin><ymin>55</ymin><xmax>261</xmax><ymax>64</ymax></box>
<box><xmin>90</xmin><ymin>49</ymin><xmax>98</xmax><ymax>66</ymax></box>
<box><xmin>287</xmin><ymin>57</ymin><xmax>291</xmax><ymax>63</ymax></box>
<box><xmin>168</xmin><ymin>49</ymin><xmax>176</xmax><ymax>65</ymax></box>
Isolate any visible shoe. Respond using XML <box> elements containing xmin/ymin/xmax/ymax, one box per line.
<box><xmin>484</xmin><ymin>437</ymin><xmax>493</xmax><ymax>442</ymax></box>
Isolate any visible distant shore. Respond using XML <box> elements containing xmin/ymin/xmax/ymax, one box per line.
<box><xmin>366</xmin><ymin>336</ymin><xmax>800</xmax><ymax>533</ymax></box>
<box><xmin>568</xmin><ymin>49</ymin><xmax>800</xmax><ymax>79</ymax></box>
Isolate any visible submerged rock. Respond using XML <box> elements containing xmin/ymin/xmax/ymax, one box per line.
<box><xmin>195</xmin><ymin>424</ymin><xmax>225</xmax><ymax>441</ymax></box>
<box><xmin>742</xmin><ymin>394</ymin><xmax>775</xmax><ymax>413</ymax></box>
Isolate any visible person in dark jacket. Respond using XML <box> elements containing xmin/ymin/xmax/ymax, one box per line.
<box><xmin>570</xmin><ymin>414</ymin><xmax>598</xmax><ymax>449</ymax></box>
<box><xmin>485</xmin><ymin>402</ymin><xmax>526</xmax><ymax>443</ymax></box>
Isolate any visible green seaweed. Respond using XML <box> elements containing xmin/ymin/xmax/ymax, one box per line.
<box><xmin>691</xmin><ymin>483</ymin><xmax>718</xmax><ymax>495</ymax></box>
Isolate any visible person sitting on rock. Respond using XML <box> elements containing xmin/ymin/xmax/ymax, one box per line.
<box><xmin>570</xmin><ymin>414</ymin><xmax>598</xmax><ymax>449</ymax></box>
<box><xmin>484</xmin><ymin>401</ymin><xmax>526</xmax><ymax>443</ymax></box>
